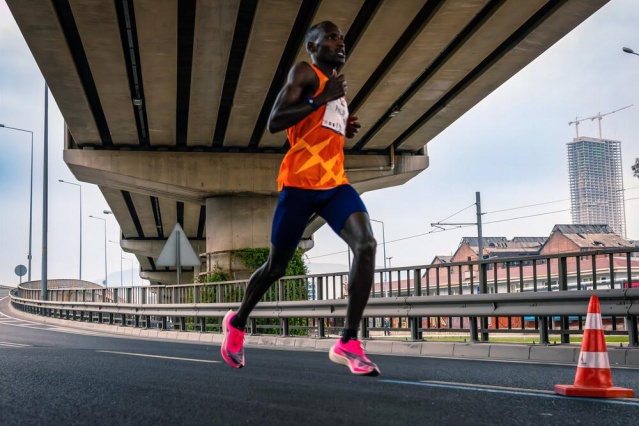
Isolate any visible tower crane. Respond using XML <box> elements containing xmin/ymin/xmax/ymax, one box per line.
<box><xmin>568</xmin><ymin>104</ymin><xmax>633</xmax><ymax>139</ymax></box>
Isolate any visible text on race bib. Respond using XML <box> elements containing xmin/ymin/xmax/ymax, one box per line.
<box><xmin>322</xmin><ymin>97</ymin><xmax>347</xmax><ymax>136</ymax></box>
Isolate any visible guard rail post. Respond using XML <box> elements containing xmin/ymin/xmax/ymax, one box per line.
<box><xmin>278</xmin><ymin>280</ymin><xmax>289</xmax><ymax>336</ymax></box>
<box><xmin>316</xmin><ymin>277</ymin><xmax>325</xmax><ymax>338</ymax></box>
<box><xmin>479</xmin><ymin>261</ymin><xmax>489</xmax><ymax>342</ymax></box>
<box><xmin>470</xmin><ymin>317</ymin><xmax>479</xmax><ymax>342</ymax></box>
<box><xmin>361</xmin><ymin>318</ymin><xmax>369</xmax><ymax>339</ymax></box>
<box><xmin>558</xmin><ymin>256</ymin><xmax>570</xmax><ymax>343</ymax></box>
<box><xmin>411</xmin><ymin>268</ymin><xmax>423</xmax><ymax>341</ymax></box>
<box><xmin>539</xmin><ymin>316</ymin><xmax>549</xmax><ymax>344</ymax></box>
<box><xmin>628</xmin><ymin>316</ymin><xmax>638</xmax><ymax>347</ymax></box>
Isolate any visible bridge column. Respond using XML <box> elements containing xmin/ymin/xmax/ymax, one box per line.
<box><xmin>205</xmin><ymin>195</ymin><xmax>279</xmax><ymax>279</ymax></box>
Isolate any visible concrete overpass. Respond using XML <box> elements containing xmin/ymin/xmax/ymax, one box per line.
<box><xmin>8</xmin><ymin>0</ymin><xmax>608</xmax><ymax>284</ymax></box>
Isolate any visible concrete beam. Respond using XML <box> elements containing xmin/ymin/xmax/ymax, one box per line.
<box><xmin>121</xmin><ymin>238</ymin><xmax>206</xmax><ymax>259</ymax></box>
<box><xmin>63</xmin><ymin>149</ymin><xmax>429</xmax><ymax>203</ymax></box>
<box><xmin>140</xmin><ymin>270</ymin><xmax>197</xmax><ymax>286</ymax></box>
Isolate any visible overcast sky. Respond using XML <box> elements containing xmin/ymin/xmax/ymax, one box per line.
<box><xmin>1</xmin><ymin>1</ymin><xmax>638</xmax><ymax>286</ymax></box>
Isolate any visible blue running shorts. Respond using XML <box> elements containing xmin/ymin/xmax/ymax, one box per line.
<box><xmin>271</xmin><ymin>185</ymin><xmax>367</xmax><ymax>251</ymax></box>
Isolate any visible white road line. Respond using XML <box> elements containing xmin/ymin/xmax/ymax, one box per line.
<box><xmin>380</xmin><ymin>379</ymin><xmax>639</xmax><ymax>406</ymax></box>
<box><xmin>96</xmin><ymin>350</ymin><xmax>220</xmax><ymax>364</ymax></box>
<box><xmin>0</xmin><ymin>342</ymin><xmax>32</xmax><ymax>347</ymax></box>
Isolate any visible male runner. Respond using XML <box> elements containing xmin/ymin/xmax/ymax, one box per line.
<box><xmin>221</xmin><ymin>21</ymin><xmax>380</xmax><ymax>376</ymax></box>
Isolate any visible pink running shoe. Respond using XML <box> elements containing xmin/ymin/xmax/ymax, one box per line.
<box><xmin>221</xmin><ymin>310</ymin><xmax>245</xmax><ymax>368</ymax></box>
<box><xmin>329</xmin><ymin>339</ymin><xmax>380</xmax><ymax>376</ymax></box>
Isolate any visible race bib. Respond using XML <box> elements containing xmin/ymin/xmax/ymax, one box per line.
<box><xmin>322</xmin><ymin>97</ymin><xmax>347</xmax><ymax>136</ymax></box>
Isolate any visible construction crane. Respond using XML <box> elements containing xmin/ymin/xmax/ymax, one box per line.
<box><xmin>568</xmin><ymin>104</ymin><xmax>633</xmax><ymax>139</ymax></box>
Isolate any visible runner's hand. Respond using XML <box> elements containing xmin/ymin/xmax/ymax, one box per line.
<box><xmin>318</xmin><ymin>69</ymin><xmax>346</xmax><ymax>104</ymax></box>
<box><xmin>346</xmin><ymin>115</ymin><xmax>360</xmax><ymax>139</ymax></box>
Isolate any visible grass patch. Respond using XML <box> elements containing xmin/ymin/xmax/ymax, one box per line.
<box><xmin>420</xmin><ymin>335</ymin><xmax>630</xmax><ymax>344</ymax></box>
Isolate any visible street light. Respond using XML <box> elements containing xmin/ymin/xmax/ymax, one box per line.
<box><xmin>622</xmin><ymin>47</ymin><xmax>639</xmax><ymax>57</ymax></box>
<box><xmin>621</xmin><ymin>49</ymin><xmax>638</xmax><ymax>178</ymax></box>
<box><xmin>59</xmin><ymin>180</ymin><xmax>82</xmax><ymax>279</ymax></box>
<box><xmin>369</xmin><ymin>219</ymin><xmax>387</xmax><ymax>271</ymax></box>
<box><xmin>0</xmin><ymin>124</ymin><xmax>34</xmax><ymax>281</ymax></box>
<box><xmin>89</xmin><ymin>215</ymin><xmax>108</xmax><ymax>287</ymax></box>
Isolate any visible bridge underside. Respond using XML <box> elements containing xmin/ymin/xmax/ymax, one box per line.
<box><xmin>8</xmin><ymin>0</ymin><xmax>608</xmax><ymax>284</ymax></box>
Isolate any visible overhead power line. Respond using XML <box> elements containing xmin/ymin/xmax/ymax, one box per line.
<box><xmin>308</xmin><ymin>195</ymin><xmax>638</xmax><ymax>261</ymax></box>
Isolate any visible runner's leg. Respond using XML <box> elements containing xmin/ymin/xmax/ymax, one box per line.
<box><xmin>233</xmin><ymin>187</ymin><xmax>313</xmax><ymax>329</ymax></box>
<box><xmin>339</xmin><ymin>211</ymin><xmax>376</xmax><ymax>336</ymax></box>
<box><xmin>234</xmin><ymin>245</ymin><xmax>296</xmax><ymax>327</ymax></box>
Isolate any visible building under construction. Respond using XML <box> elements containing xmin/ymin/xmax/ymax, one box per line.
<box><xmin>567</xmin><ymin>137</ymin><xmax>626</xmax><ymax>238</ymax></box>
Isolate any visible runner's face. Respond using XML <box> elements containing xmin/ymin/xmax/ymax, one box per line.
<box><xmin>314</xmin><ymin>25</ymin><xmax>345</xmax><ymax>66</ymax></box>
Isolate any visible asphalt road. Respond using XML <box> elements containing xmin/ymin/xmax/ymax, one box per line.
<box><xmin>1</xmin><ymin>290</ymin><xmax>638</xmax><ymax>425</ymax></box>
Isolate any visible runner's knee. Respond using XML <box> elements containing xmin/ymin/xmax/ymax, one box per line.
<box><xmin>352</xmin><ymin>235</ymin><xmax>376</xmax><ymax>261</ymax></box>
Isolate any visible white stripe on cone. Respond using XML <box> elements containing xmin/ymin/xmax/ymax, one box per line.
<box><xmin>584</xmin><ymin>313</ymin><xmax>603</xmax><ymax>330</ymax></box>
<box><xmin>577</xmin><ymin>351</ymin><xmax>610</xmax><ymax>369</ymax></box>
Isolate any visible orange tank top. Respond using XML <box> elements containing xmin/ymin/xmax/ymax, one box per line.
<box><xmin>276</xmin><ymin>63</ymin><xmax>350</xmax><ymax>191</ymax></box>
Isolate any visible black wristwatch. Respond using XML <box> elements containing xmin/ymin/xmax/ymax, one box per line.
<box><xmin>305</xmin><ymin>96</ymin><xmax>320</xmax><ymax>111</ymax></box>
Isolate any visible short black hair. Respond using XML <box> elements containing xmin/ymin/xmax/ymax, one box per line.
<box><xmin>305</xmin><ymin>21</ymin><xmax>336</xmax><ymax>53</ymax></box>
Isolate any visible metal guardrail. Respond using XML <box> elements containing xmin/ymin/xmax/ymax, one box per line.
<box><xmin>9</xmin><ymin>247</ymin><xmax>639</xmax><ymax>346</ymax></box>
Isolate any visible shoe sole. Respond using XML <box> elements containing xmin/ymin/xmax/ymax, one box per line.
<box><xmin>329</xmin><ymin>346</ymin><xmax>380</xmax><ymax>377</ymax></box>
<box><xmin>221</xmin><ymin>310</ymin><xmax>243</xmax><ymax>369</ymax></box>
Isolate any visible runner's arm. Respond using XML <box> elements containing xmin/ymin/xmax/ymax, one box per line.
<box><xmin>268</xmin><ymin>62</ymin><xmax>318</xmax><ymax>133</ymax></box>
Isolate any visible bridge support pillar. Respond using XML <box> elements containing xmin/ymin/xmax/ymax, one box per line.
<box><xmin>204</xmin><ymin>195</ymin><xmax>279</xmax><ymax>279</ymax></box>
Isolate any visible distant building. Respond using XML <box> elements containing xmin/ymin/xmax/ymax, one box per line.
<box><xmin>415</xmin><ymin>224</ymin><xmax>638</xmax><ymax>296</ymax></box>
<box><xmin>539</xmin><ymin>224</ymin><xmax>634</xmax><ymax>255</ymax></box>
<box><xmin>567</xmin><ymin>137</ymin><xmax>626</xmax><ymax>237</ymax></box>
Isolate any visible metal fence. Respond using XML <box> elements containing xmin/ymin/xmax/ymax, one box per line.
<box><xmin>10</xmin><ymin>247</ymin><xmax>639</xmax><ymax>346</ymax></box>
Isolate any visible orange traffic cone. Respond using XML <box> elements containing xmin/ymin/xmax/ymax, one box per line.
<box><xmin>554</xmin><ymin>295</ymin><xmax>634</xmax><ymax>398</ymax></box>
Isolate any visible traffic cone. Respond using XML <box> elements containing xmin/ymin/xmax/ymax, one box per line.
<box><xmin>554</xmin><ymin>295</ymin><xmax>634</xmax><ymax>398</ymax></box>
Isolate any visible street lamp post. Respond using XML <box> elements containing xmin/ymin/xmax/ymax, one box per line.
<box><xmin>623</xmin><ymin>48</ymin><xmax>639</xmax><ymax>180</ymax></box>
<box><xmin>370</xmin><ymin>218</ymin><xmax>387</xmax><ymax>297</ymax></box>
<box><xmin>622</xmin><ymin>47</ymin><xmax>639</xmax><ymax>57</ymax></box>
<box><xmin>59</xmin><ymin>180</ymin><xmax>82</xmax><ymax>279</ymax></box>
<box><xmin>0</xmin><ymin>124</ymin><xmax>34</xmax><ymax>281</ymax></box>
<box><xmin>369</xmin><ymin>219</ymin><xmax>387</xmax><ymax>271</ymax></box>
<box><xmin>89</xmin><ymin>215</ymin><xmax>108</xmax><ymax>287</ymax></box>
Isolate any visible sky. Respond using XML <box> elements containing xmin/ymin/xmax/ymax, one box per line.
<box><xmin>1</xmin><ymin>1</ymin><xmax>638</xmax><ymax>286</ymax></box>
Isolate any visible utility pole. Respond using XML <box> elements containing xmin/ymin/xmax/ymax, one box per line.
<box><xmin>431</xmin><ymin>191</ymin><xmax>486</xmax><ymax>341</ymax></box>
<box><xmin>430</xmin><ymin>191</ymin><xmax>485</xmax><ymax>292</ymax></box>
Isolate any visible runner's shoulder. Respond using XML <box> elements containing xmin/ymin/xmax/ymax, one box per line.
<box><xmin>290</xmin><ymin>61</ymin><xmax>319</xmax><ymax>87</ymax></box>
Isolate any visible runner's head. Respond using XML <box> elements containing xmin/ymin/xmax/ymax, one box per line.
<box><xmin>305</xmin><ymin>21</ymin><xmax>345</xmax><ymax>67</ymax></box>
